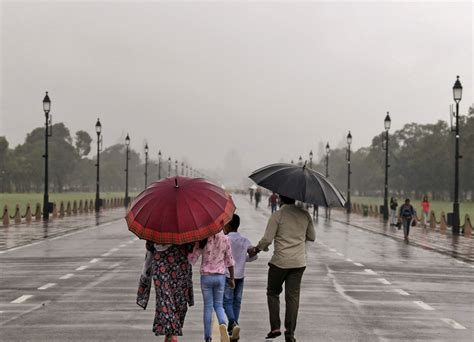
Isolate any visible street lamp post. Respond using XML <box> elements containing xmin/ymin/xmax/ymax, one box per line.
<box><xmin>124</xmin><ymin>134</ymin><xmax>130</xmax><ymax>208</ymax></box>
<box><xmin>181</xmin><ymin>162</ymin><xmax>184</xmax><ymax>176</ymax></box>
<box><xmin>42</xmin><ymin>92</ymin><xmax>52</xmax><ymax>220</ymax></box>
<box><xmin>168</xmin><ymin>157</ymin><xmax>171</xmax><ymax>177</ymax></box>
<box><xmin>383</xmin><ymin>112</ymin><xmax>391</xmax><ymax>221</ymax></box>
<box><xmin>346</xmin><ymin>131</ymin><xmax>352</xmax><ymax>214</ymax></box>
<box><xmin>95</xmin><ymin>118</ymin><xmax>102</xmax><ymax>212</ymax></box>
<box><xmin>452</xmin><ymin>76</ymin><xmax>463</xmax><ymax>235</ymax></box>
<box><xmin>175</xmin><ymin>160</ymin><xmax>178</xmax><ymax>176</ymax></box>
<box><xmin>309</xmin><ymin>150</ymin><xmax>313</xmax><ymax>169</ymax></box>
<box><xmin>325</xmin><ymin>142</ymin><xmax>330</xmax><ymax>178</ymax></box>
<box><xmin>144</xmin><ymin>144</ymin><xmax>149</xmax><ymax>189</ymax></box>
<box><xmin>298</xmin><ymin>155</ymin><xmax>303</xmax><ymax>166</ymax></box>
<box><xmin>157</xmin><ymin>150</ymin><xmax>162</xmax><ymax>180</ymax></box>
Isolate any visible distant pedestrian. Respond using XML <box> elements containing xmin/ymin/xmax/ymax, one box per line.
<box><xmin>188</xmin><ymin>232</ymin><xmax>235</xmax><ymax>342</ymax></box>
<box><xmin>389</xmin><ymin>197</ymin><xmax>398</xmax><ymax>226</ymax></box>
<box><xmin>421</xmin><ymin>196</ymin><xmax>430</xmax><ymax>228</ymax></box>
<box><xmin>399</xmin><ymin>198</ymin><xmax>415</xmax><ymax>241</ymax></box>
<box><xmin>137</xmin><ymin>242</ymin><xmax>194</xmax><ymax>342</ymax></box>
<box><xmin>268</xmin><ymin>192</ymin><xmax>279</xmax><ymax>213</ymax></box>
<box><xmin>223</xmin><ymin>214</ymin><xmax>258</xmax><ymax>341</ymax></box>
<box><xmin>251</xmin><ymin>195</ymin><xmax>315</xmax><ymax>342</ymax></box>
<box><xmin>254</xmin><ymin>188</ymin><xmax>262</xmax><ymax>209</ymax></box>
<box><xmin>249</xmin><ymin>189</ymin><xmax>254</xmax><ymax>203</ymax></box>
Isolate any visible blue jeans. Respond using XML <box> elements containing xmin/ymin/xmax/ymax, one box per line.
<box><xmin>201</xmin><ymin>274</ymin><xmax>227</xmax><ymax>340</ymax></box>
<box><xmin>224</xmin><ymin>278</ymin><xmax>244</xmax><ymax>325</ymax></box>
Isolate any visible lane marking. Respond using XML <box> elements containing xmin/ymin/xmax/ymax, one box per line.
<box><xmin>346</xmin><ymin>258</ymin><xmax>353</xmax><ymax>262</ymax></box>
<box><xmin>110</xmin><ymin>248</ymin><xmax>119</xmax><ymax>252</ymax></box>
<box><xmin>59</xmin><ymin>273</ymin><xmax>74</xmax><ymax>280</ymax></box>
<box><xmin>11</xmin><ymin>295</ymin><xmax>33</xmax><ymax>304</ymax></box>
<box><xmin>38</xmin><ymin>283</ymin><xmax>56</xmax><ymax>290</ymax></box>
<box><xmin>89</xmin><ymin>258</ymin><xmax>100</xmax><ymax>264</ymax></box>
<box><xmin>336</xmin><ymin>252</ymin><xmax>344</xmax><ymax>257</ymax></box>
<box><xmin>455</xmin><ymin>260</ymin><xmax>465</xmax><ymax>264</ymax></box>
<box><xmin>413</xmin><ymin>301</ymin><xmax>435</xmax><ymax>311</ymax></box>
<box><xmin>329</xmin><ymin>248</ymin><xmax>337</xmax><ymax>252</ymax></box>
<box><xmin>394</xmin><ymin>289</ymin><xmax>410</xmax><ymax>296</ymax></box>
<box><xmin>101</xmin><ymin>252</ymin><xmax>111</xmax><ymax>257</ymax></box>
<box><xmin>377</xmin><ymin>278</ymin><xmax>391</xmax><ymax>285</ymax></box>
<box><xmin>364</xmin><ymin>269</ymin><xmax>377</xmax><ymax>275</ymax></box>
<box><xmin>354</xmin><ymin>262</ymin><xmax>364</xmax><ymax>267</ymax></box>
<box><xmin>76</xmin><ymin>265</ymin><xmax>88</xmax><ymax>271</ymax></box>
<box><xmin>440</xmin><ymin>318</ymin><xmax>466</xmax><ymax>330</ymax></box>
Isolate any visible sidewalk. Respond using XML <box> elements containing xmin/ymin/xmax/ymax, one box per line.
<box><xmin>0</xmin><ymin>208</ymin><xmax>127</xmax><ymax>251</ymax></box>
<box><xmin>329</xmin><ymin>209</ymin><xmax>474</xmax><ymax>263</ymax></box>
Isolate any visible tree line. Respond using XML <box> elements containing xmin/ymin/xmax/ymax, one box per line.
<box><xmin>311</xmin><ymin>106</ymin><xmax>473</xmax><ymax>201</ymax></box>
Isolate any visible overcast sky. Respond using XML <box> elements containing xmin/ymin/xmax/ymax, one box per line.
<box><xmin>1</xmin><ymin>0</ymin><xmax>472</xmax><ymax>177</ymax></box>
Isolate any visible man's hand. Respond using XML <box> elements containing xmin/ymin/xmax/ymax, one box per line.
<box><xmin>228</xmin><ymin>278</ymin><xmax>235</xmax><ymax>289</ymax></box>
<box><xmin>248</xmin><ymin>246</ymin><xmax>261</xmax><ymax>258</ymax></box>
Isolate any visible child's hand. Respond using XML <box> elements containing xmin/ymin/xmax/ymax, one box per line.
<box><xmin>228</xmin><ymin>278</ymin><xmax>235</xmax><ymax>289</ymax></box>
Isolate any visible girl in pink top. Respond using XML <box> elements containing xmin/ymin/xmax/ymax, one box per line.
<box><xmin>189</xmin><ymin>231</ymin><xmax>235</xmax><ymax>342</ymax></box>
<box><xmin>421</xmin><ymin>196</ymin><xmax>430</xmax><ymax>227</ymax></box>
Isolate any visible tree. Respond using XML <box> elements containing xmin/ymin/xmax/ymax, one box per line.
<box><xmin>75</xmin><ymin>130</ymin><xmax>92</xmax><ymax>157</ymax></box>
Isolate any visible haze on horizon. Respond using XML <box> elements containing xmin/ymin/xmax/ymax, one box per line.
<box><xmin>1</xmin><ymin>0</ymin><xmax>472</xmax><ymax>185</ymax></box>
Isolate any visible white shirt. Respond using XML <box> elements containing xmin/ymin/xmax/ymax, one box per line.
<box><xmin>225</xmin><ymin>231</ymin><xmax>257</xmax><ymax>279</ymax></box>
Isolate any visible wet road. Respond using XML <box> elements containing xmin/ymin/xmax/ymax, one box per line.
<box><xmin>0</xmin><ymin>195</ymin><xmax>473</xmax><ymax>341</ymax></box>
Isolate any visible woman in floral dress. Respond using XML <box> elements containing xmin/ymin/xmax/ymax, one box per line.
<box><xmin>137</xmin><ymin>241</ymin><xmax>194</xmax><ymax>342</ymax></box>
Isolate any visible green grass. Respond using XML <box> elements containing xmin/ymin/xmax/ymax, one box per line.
<box><xmin>353</xmin><ymin>196</ymin><xmax>473</xmax><ymax>220</ymax></box>
<box><xmin>0</xmin><ymin>192</ymin><xmax>138</xmax><ymax>214</ymax></box>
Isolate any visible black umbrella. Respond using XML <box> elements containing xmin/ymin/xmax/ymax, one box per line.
<box><xmin>249</xmin><ymin>163</ymin><xmax>346</xmax><ymax>207</ymax></box>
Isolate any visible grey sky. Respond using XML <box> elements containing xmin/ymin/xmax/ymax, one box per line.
<box><xmin>1</xmin><ymin>0</ymin><xmax>472</xmax><ymax>177</ymax></box>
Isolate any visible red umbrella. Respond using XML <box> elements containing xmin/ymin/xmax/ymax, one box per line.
<box><xmin>126</xmin><ymin>177</ymin><xmax>235</xmax><ymax>244</ymax></box>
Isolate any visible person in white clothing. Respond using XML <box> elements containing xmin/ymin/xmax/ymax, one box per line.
<box><xmin>223</xmin><ymin>214</ymin><xmax>257</xmax><ymax>341</ymax></box>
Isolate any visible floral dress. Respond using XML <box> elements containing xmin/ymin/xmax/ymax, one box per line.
<box><xmin>137</xmin><ymin>243</ymin><xmax>194</xmax><ymax>337</ymax></box>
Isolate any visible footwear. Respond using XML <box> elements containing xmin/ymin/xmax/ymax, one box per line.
<box><xmin>265</xmin><ymin>330</ymin><xmax>282</xmax><ymax>339</ymax></box>
<box><xmin>205</xmin><ymin>339</ymin><xmax>212</xmax><ymax>342</ymax></box>
<box><xmin>231</xmin><ymin>323</ymin><xmax>240</xmax><ymax>340</ymax></box>
<box><xmin>219</xmin><ymin>323</ymin><xmax>230</xmax><ymax>342</ymax></box>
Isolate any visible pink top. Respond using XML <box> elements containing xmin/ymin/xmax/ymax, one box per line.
<box><xmin>422</xmin><ymin>201</ymin><xmax>430</xmax><ymax>213</ymax></box>
<box><xmin>188</xmin><ymin>231</ymin><xmax>234</xmax><ymax>275</ymax></box>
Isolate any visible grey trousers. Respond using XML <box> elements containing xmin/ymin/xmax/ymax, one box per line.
<box><xmin>267</xmin><ymin>263</ymin><xmax>306</xmax><ymax>340</ymax></box>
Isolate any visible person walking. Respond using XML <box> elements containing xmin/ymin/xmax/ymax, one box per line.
<box><xmin>137</xmin><ymin>241</ymin><xmax>194</xmax><ymax>342</ymax></box>
<box><xmin>399</xmin><ymin>198</ymin><xmax>415</xmax><ymax>241</ymax></box>
<box><xmin>222</xmin><ymin>214</ymin><xmax>258</xmax><ymax>341</ymax></box>
<box><xmin>249</xmin><ymin>188</ymin><xmax>254</xmax><ymax>203</ymax></box>
<box><xmin>421</xmin><ymin>196</ymin><xmax>430</xmax><ymax>228</ymax></box>
<box><xmin>189</xmin><ymin>232</ymin><xmax>235</xmax><ymax>342</ymax></box>
<box><xmin>254</xmin><ymin>188</ymin><xmax>262</xmax><ymax>209</ymax></box>
<box><xmin>268</xmin><ymin>192</ymin><xmax>279</xmax><ymax>213</ymax></box>
<box><xmin>389</xmin><ymin>197</ymin><xmax>398</xmax><ymax>226</ymax></box>
<box><xmin>251</xmin><ymin>195</ymin><xmax>315</xmax><ymax>342</ymax></box>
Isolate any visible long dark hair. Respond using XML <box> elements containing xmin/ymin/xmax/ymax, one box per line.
<box><xmin>199</xmin><ymin>238</ymin><xmax>208</xmax><ymax>249</ymax></box>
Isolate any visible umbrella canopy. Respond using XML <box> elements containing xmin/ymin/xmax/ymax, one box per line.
<box><xmin>126</xmin><ymin>177</ymin><xmax>235</xmax><ymax>244</ymax></box>
<box><xmin>249</xmin><ymin>163</ymin><xmax>346</xmax><ymax>207</ymax></box>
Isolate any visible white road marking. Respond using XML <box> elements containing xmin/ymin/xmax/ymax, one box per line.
<box><xmin>413</xmin><ymin>301</ymin><xmax>435</xmax><ymax>310</ymax></box>
<box><xmin>11</xmin><ymin>295</ymin><xmax>33</xmax><ymax>304</ymax></box>
<box><xmin>59</xmin><ymin>273</ymin><xmax>74</xmax><ymax>280</ymax></box>
<box><xmin>336</xmin><ymin>252</ymin><xmax>344</xmax><ymax>257</ymax></box>
<box><xmin>89</xmin><ymin>258</ymin><xmax>100</xmax><ymax>263</ymax></box>
<box><xmin>38</xmin><ymin>283</ymin><xmax>56</xmax><ymax>290</ymax></box>
<box><xmin>76</xmin><ymin>265</ymin><xmax>88</xmax><ymax>271</ymax></box>
<box><xmin>377</xmin><ymin>278</ymin><xmax>391</xmax><ymax>285</ymax></box>
<box><xmin>110</xmin><ymin>248</ymin><xmax>119</xmax><ymax>252</ymax></box>
<box><xmin>329</xmin><ymin>248</ymin><xmax>337</xmax><ymax>252</ymax></box>
<box><xmin>354</xmin><ymin>262</ymin><xmax>364</xmax><ymax>267</ymax></box>
<box><xmin>455</xmin><ymin>260</ymin><xmax>465</xmax><ymax>264</ymax></box>
<box><xmin>346</xmin><ymin>258</ymin><xmax>353</xmax><ymax>262</ymax></box>
<box><xmin>101</xmin><ymin>252</ymin><xmax>111</xmax><ymax>257</ymax></box>
<box><xmin>119</xmin><ymin>244</ymin><xmax>127</xmax><ymax>248</ymax></box>
<box><xmin>440</xmin><ymin>318</ymin><xmax>466</xmax><ymax>329</ymax></box>
<box><xmin>394</xmin><ymin>289</ymin><xmax>410</xmax><ymax>296</ymax></box>
<box><xmin>364</xmin><ymin>269</ymin><xmax>377</xmax><ymax>275</ymax></box>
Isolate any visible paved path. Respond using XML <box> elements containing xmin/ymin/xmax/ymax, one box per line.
<box><xmin>0</xmin><ymin>195</ymin><xmax>473</xmax><ymax>341</ymax></box>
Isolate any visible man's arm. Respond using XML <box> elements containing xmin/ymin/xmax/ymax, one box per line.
<box><xmin>255</xmin><ymin>212</ymin><xmax>279</xmax><ymax>252</ymax></box>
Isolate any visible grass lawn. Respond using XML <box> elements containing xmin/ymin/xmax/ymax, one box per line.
<box><xmin>0</xmin><ymin>192</ymin><xmax>138</xmax><ymax>214</ymax></box>
<box><xmin>353</xmin><ymin>196</ymin><xmax>473</xmax><ymax>220</ymax></box>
